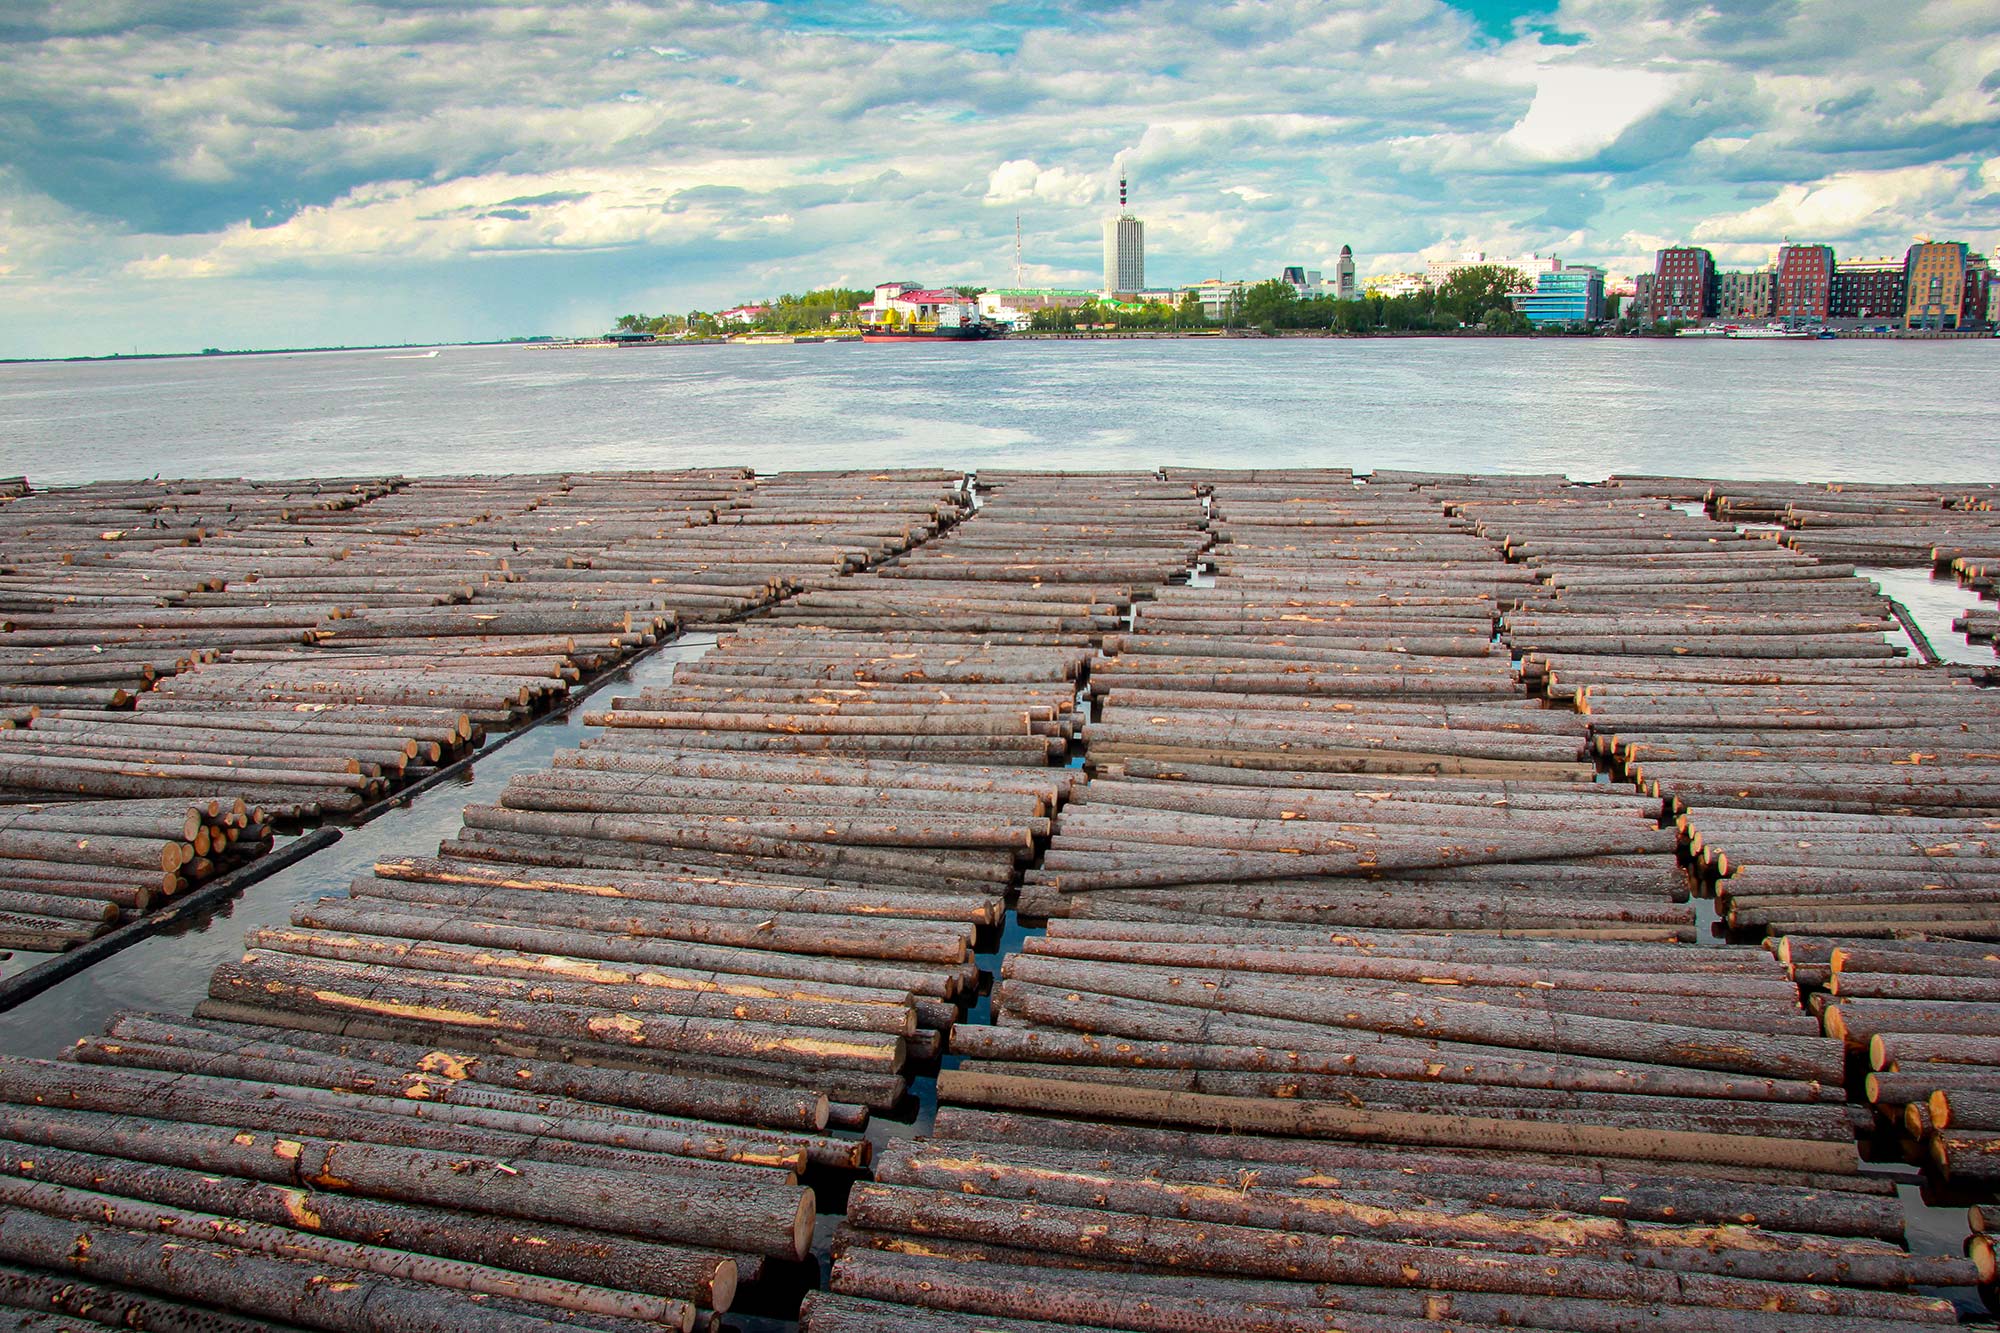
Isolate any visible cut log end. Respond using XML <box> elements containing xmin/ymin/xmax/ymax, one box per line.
<box><xmin>709</xmin><ymin>1258</ymin><xmax>739</xmax><ymax>1315</ymax></box>
<box><xmin>793</xmin><ymin>1187</ymin><xmax>819</xmax><ymax>1261</ymax></box>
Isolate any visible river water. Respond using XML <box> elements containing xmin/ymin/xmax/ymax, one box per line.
<box><xmin>3</xmin><ymin>337</ymin><xmax>1997</xmax><ymax>484</ymax></box>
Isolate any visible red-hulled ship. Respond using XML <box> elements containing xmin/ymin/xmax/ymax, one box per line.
<box><xmin>857</xmin><ymin>281</ymin><xmax>1001</xmax><ymax>342</ymax></box>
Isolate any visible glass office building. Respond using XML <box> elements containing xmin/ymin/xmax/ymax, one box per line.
<box><xmin>1512</xmin><ymin>268</ymin><xmax>1605</xmax><ymax>326</ymax></box>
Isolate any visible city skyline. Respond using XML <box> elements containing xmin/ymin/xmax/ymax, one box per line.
<box><xmin>3</xmin><ymin>1</ymin><xmax>1997</xmax><ymax>358</ymax></box>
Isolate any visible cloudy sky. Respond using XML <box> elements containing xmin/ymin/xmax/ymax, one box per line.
<box><xmin>4</xmin><ymin>0</ymin><xmax>1996</xmax><ymax>357</ymax></box>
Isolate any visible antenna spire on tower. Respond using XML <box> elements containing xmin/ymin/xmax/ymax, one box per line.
<box><xmin>1119</xmin><ymin>175</ymin><xmax>1128</xmax><ymax>210</ymax></box>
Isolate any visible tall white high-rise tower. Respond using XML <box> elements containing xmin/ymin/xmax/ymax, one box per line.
<box><xmin>1103</xmin><ymin>175</ymin><xmax>1144</xmax><ymax>296</ymax></box>
<box><xmin>1336</xmin><ymin>244</ymin><xmax>1356</xmax><ymax>300</ymax></box>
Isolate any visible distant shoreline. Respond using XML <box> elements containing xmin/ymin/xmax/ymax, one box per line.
<box><xmin>6</xmin><ymin>327</ymin><xmax>1991</xmax><ymax>364</ymax></box>
<box><xmin>0</xmin><ymin>339</ymin><xmax>547</xmax><ymax>367</ymax></box>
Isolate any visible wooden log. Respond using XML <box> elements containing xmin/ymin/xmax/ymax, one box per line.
<box><xmin>842</xmin><ymin>1183</ymin><xmax>1936</xmax><ymax>1321</ymax></box>
<box><xmin>102</xmin><ymin>1011</ymin><xmax>830</xmax><ymax>1132</ymax></box>
<box><xmin>0</xmin><ymin>1174</ymin><xmax>697</xmax><ymax>1329</ymax></box>
<box><xmin>0</xmin><ymin>1104</ymin><xmax>815</xmax><ymax>1258</ymax></box>
<box><xmin>802</xmin><ymin>1291</ymin><xmax>1107</xmax><ymax>1333</ymax></box>
<box><xmin>0</xmin><ymin>1136</ymin><xmax>737</xmax><ymax>1309</ymax></box>
<box><xmin>207</xmin><ymin>957</ymin><xmax>906</xmax><ymax>1072</ymax></box>
<box><xmin>1825</xmin><ymin>999</ymin><xmax>2000</xmax><ymax>1048</ymax></box>
<box><xmin>0</xmin><ymin>1261</ymin><xmax>324</xmax><ymax>1333</ymax></box>
<box><xmin>0</xmin><ymin>829</ymin><xmax>183</xmax><ymax>872</ymax></box>
<box><xmin>0</xmin><ymin>1205</ymin><xmax>620</xmax><ymax>1333</ymax></box>
<box><xmin>935</xmin><ymin>1071</ymin><xmax>1857</xmax><ymax>1172</ymax></box>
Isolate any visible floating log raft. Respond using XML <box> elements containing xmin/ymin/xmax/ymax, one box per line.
<box><xmin>812</xmin><ymin>1100</ymin><xmax>1966</xmax><ymax>1332</ymax></box>
<box><xmin>1773</xmin><ymin>932</ymin><xmax>2000</xmax><ymax>1193</ymax></box>
<box><xmin>885</xmin><ymin>473</ymin><xmax>1210</xmax><ymax>591</ymax></box>
<box><xmin>1702</xmin><ymin>481</ymin><xmax>2000</xmax><ymax>567</ymax></box>
<box><xmin>11</xmin><ymin>465</ymin><xmax>2000</xmax><ymax>1331</ymax></box>
<box><xmin>0</xmin><ymin>470</ymin><xmax>969</xmax><ymax>946</ymax></box>
<box><xmin>0</xmin><ymin>796</ymin><xmax>265</xmax><ymax>951</ymax></box>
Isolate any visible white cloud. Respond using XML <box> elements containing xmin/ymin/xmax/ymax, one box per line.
<box><xmin>1693</xmin><ymin>165</ymin><xmax>1964</xmax><ymax>243</ymax></box>
<box><xmin>124</xmin><ymin>160</ymin><xmax>829</xmax><ymax>279</ymax></box>
<box><xmin>984</xmin><ymin>160</ymin><xmax>1100</xmax><ymax>207</ymax></box>
<box><xmin>1</xmin><ymin>0</ymin><xmax>1995</xmax><ymax>355</ymax></box>
<box><xmin>1495</xmin><ymin>63</ymin><xmax>1686</xmax><ymax>162</ymax></box>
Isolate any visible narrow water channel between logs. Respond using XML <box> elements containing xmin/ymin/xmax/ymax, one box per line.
<box><xmin>0</xmin><ymin>489</ymin><xmax>1994</xmax><ymax>1329</ymax></box>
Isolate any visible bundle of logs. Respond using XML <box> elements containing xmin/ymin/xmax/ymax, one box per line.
<box><xmin>1581</xmin><ymin>670</ymin><xmax>2000</xmax><ymax>938</ymax></box>
<box><xmin>804</xmin><ymin>1099</ymin><xmax>1969</xmax><ymax>1332</ymax></box>
<box><xmin>763</xmin><ymin>577</ymin><xmax>1133</xmax><ymax>646</ymax></box>
<box><xmin>967</xmin><ymin>922</ymin><xmax>1853</xmax><ymax>1128</ymax></box>
<box><xmin>884</xmin><ymin>472</ymin><xmax>1210</xmax><ymax>588</ymax></box>
<box><xmin>1779</xmin><ymin>934</ymin><xmax>2000</xmax><ymax>1198</ymax></box>
<box><xmin>1019</xmin><ymin>766</ymin><xmax>1690</xmax><ymax>935</ymax></box>
<box><xmin>1087</xmin><ymin>478</ymin><xmax>1564</xmax><ymax>776</ymax></box>
<box><xmin>1703</xmin><ymin>481</ymin><xmax>2000</xmax><ymax>567</ymax></box>
<box><xmin>0</xmin><ymin>797</ymin><xmax>267</xmax><ymax>952</ymax></box>
<box><xmin>0</xmin><ymin>471</ymin><xmax>969</xmax><ymax>950</ymax></box>
<box><xmin>1466</xmin><ymin>492</ymin><xmax>1903</xmax><ymax>666</ymax></box>
<box><xmin>1</xmin><ymin>698</ymin><xmax>481</xmax><ymax>821</ymax></box>
<box><xmin>1945</xmin><ymin>544</ymin><xmax>2000</xmax><ymax>597</ymax></box>
<box><xmin>0</xmin><ymin>1007</ymin><xmax>824</xmax><ymax>1330</ymax></box>
<box><xmin>585</xmin><ymin>626</ymin><xmax>1090</xmax><ymax>765</ymax></box>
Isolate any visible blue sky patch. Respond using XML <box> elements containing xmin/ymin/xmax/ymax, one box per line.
<box><xmin>1449</xmin><ymin>1</ymin><xmax>1584</xmax><ymax>45</ymax></box>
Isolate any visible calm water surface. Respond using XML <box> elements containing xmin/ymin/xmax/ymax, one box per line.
<box><xmin>3</xmin><ymin>337</ymin><xmax>1996</xmax><ymax>483</ymax></box>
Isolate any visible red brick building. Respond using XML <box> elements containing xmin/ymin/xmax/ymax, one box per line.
<box><xmin>1652</xmin><ymin>247</ymin><xmax>1716</xmax><ymax>321</ymax></box>
<box><xmin>1774</xmin><ymin>244</ymin><xmax>1834</xmax><ymax>323</ymax></box>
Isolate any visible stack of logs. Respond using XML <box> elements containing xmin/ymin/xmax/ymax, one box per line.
<box><xmin>0</xmin><ymin>470</ymin><xmax>967</xmax><ymax>945</ymax></box>
<box><xmin>585</xmin><ymin>625</ymin><xmax>1088</xmax><ymax>764</ymax></box>
<box><xmin>1453</xmin><ymin>483</ymin><xmax>2000</xmax><ymax>939</ymax></box>
<box><xmin>815</xmin><ymin>941</ymin><xmax>1969</xmax><ymax>1332</ymax></box>
<box><xmin>0</xmin><ymin>1006</ymin><xmax>823</xmax><ymax>1329</ymax></box>
<box><xmin>886</xmin><ymin>472</ymin><xmax>1210</xmax><ymax>593</ymax></box>
<box><xmin>0</xmin><ymin>797</ymin><xmax>267</xmax><ymax>951</ymax></box>
<box><xmin>1704</xmin><ymin>481</ymin><xmax>2000</xmax><ymax>566</ymax></box>
<box><xmin>1780</xmin><ymin>934</ymin><xmax>2000</xmax><ymax>1197</ymax></box>
<box><xmin>1060</xmin><ymin>476</ymin><xmax>1693</xmax><ymax>936</ymax></box>
<box><xmin>1018</xmin><ymin>765</ymin><xmax>1690</xmax><ymax>935</ymax></box>
<box><xmin>807</xmin><ymin>1098</ymin><xmax>1968</xmax><ymax>1332</ymax></box>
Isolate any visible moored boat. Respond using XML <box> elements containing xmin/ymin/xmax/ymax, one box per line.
<box><xmin>860</xmin><ymin>324</ymin><xmax>997</xmax><ymax>343</ymax></box>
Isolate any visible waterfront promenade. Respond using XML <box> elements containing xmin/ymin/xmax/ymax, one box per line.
<box><xmin>0</xmin><ymin>467</ymin><xmax>1999</xmax><ymax>1329</ymax></box>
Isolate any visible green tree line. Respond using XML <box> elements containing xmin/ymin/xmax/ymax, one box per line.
<box><xmin>615</xmin><ymin>287</ymin><xmax>880</xmax><ymax>337</ymax></box>
<box><xmin>1025</xmin><ymin>266</ymin><xmax>1548</xmax><ymax>335</ymax></box>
